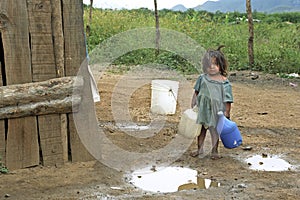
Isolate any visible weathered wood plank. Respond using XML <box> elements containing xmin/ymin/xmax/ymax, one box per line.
<box><xmin>28</xmin><ymin>0</ymin><xmax>67</xmax><ymax>167</ymax></box>
<box><xmin>27</xmin><ymin>1</ymin><xmax>55</xmax><ymax>79</ymax></box>
<box><xmin>0</xmin><ymin>120</ymin><xmax>4</xmax><ymax>165</ymax></box>
<box><xmin>63</xmin><ymin>0</ymin><xmax>86</xmax><ymax>76</ymax></box>
<box><xmin>0</xmin><ymin>62</ymin><xmax>5</xmax><ymax>165</ymax></box>
<box><xmin>30</xmin><ymin>33</ymin><xmax>56</xmax><ymax>81</ymax></box>
<box><xmin>30</xmin><ymin>34</ymin><xmax>56</xmax><ymax>81</ymax></box>
<box><xmin>51</xmin><ymin>0</ymin><xmax>65</xmax><ymax>78</ymax></box>
<box><xmin>2</xmin><ymin>2</ymin><xmax>32</xmax><ymax>84</ymax></box>
<box><xmin>0</xmin><ymin>60</ymin><xmax>2</xmax><ymax>84</ymax></box>
<box><xmin>68</xmin><ymin>114</ymin><xmax>94</xmax><ymax>162</ymax></box>
<box><xmin>28</xmin><ymin>1</ymin><xmax>56</xmax><ymax>81</ymax></box>
<box><xmin>27</xmin><ymin>0</ymin><xmax>52</xmax><ymax>13</ymax></box>
<box><xmin>38</xmin><ymin>114</ymin><xmax>68</xmax><ymax>166</ymax></box>
<box><xmin>30</xmin><ymin>34</ymin><xmax>54</xmax><ymax>46</ymax></box>
<box><xmin>32</xmin><ymin>64</ymin><xmax>57</xmax><ymax>82</ymax></box>
<box><xmin>2</xmin><ymin>0</ymin><xmax>39</xmax><ymax>170</ymax></box>
<box><xmin>50</xmin><ymin>0</ymin><xmax>68</xmax><ymax>166</ymax></box>
<box><xmin>27</xmin><ymin>0</ymin><xmax>52</xmax><ymax>34</ymax></box>
<box><xmin>6</xmin><ymin>117</ymin><xmax>39</xmax><ymax>170</ymax></box>
<box><xmin>0</xmin><ymin>7</ymin><xmax>9</xmax><ymax>32</ymax></box>
<box><xmin>31</xmin><ymin>50</ymin><xmax>56</xmax><ymax>65</ymax></box>
<box><xmin>63</xmin><ymin>0</ymin><xmax>94</xmax><ymax>162</ymax></box>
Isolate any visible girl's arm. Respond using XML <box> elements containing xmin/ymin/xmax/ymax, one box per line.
<box><xmin>191</xmin><ymin>91</ymin><xmax>199</xmax><ymax>108</ymax></box>
<box><xmin>224</xmin><ymin>102</ymin><xmax>231</xmax><ymax>119</ymax></box>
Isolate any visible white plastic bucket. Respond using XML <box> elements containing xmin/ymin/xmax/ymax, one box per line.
<box><xmin>150</xmin><ymin>80</ymin><xmax>179</xmax><ymax>115</ymax></box>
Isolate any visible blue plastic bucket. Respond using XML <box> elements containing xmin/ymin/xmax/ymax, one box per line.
<box><xmin>217</xmin><ymin>112</ymin><xmax>242</xmax><ymax>149</ymax></box>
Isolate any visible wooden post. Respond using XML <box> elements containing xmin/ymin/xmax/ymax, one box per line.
<box><xmin>1</xmin><ymin>0</ymin><xmax>39</xmax><ymax>170</ymax></box>
<box><xmin>246</xmin><ymin>0</ymin><xmax>254</xmax><ymax>68</ymax></box>
<box><xmin>154</xmin><ymin>0</ymin><xmax>160</xmax><ymax>56</ymax></box>
<box><xmin>63</xmin><ymin>0</ymin><xmax>94</xmax><ymax>162</ymax></box>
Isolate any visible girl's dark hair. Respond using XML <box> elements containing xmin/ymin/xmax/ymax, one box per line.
<box><xmin>202</xmin><ymin>45</ymin><xmax>229</xmax><ymax>77</ymax></box>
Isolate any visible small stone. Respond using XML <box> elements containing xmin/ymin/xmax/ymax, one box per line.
<box><xmin>4</xmin><ymin>194</ymin><xmax>10</xmax><ymax>198</ymax></box>
<box><xmin>237</xmin><ymin>183</ymin><xmax>247</xmax><ymax>188</ymax></box>
<box><xmin>250</xmin><ymin>73</ymin><xmax>259</xmax><ymax>80</ymax></box>
<box><xmin>110</xmin><ymin>186</ymin><xmax>124</xmax><ymax>190</ymax></box>
<box><xmin>230</xmin><ymin>188</ymin><xmax>242</xmax><ymax>193</ymax></box>
<box><xmin>242</xmin><ymin>146</ymin><xmax>252</xmax><ymax>151</ymax></box>
<box><xmin>262</xmin><ymin>153</ymin><xmax>268</xmax><ymax>158</ymax></box>
<box><xmin>150</xmin><ymin>165</ymin><xmax>156</xmax><ymax>172</ymax></box>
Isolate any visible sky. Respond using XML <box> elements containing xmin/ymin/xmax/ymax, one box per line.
<box><xmin>83</xmin><ymin>0</ymin><xmax>218</xmax><ymax>10</ymax></box>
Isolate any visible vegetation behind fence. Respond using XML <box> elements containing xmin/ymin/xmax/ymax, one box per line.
<box><xmin>84</xmin><ymin>8</ymin><xmax>300</xmax><ymax>75</ymax></box>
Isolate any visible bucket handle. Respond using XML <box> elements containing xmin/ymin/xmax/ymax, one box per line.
<box><xmin>169</xmin><ymin>89</ymin><xmax>177</xmax><ymax>101</ymax></box>
<box><xmin>152</xmin><ymin>82</ymin><xmax>178</xmax><ymax>101</ymax></box>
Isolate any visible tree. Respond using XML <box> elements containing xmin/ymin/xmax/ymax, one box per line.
<box><xmin>246</xmin><ymin>0</ymin><xmax>254</xmax><ymax>68</ymax></box>
<box><xmin>154</xmin><ymin>0</ymin><xmax>160</xmax><ymax>55</ymax></box>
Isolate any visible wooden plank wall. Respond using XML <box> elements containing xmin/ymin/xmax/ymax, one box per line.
<box><xmin>0</xmin><ymin>0</ymin><xmax>94</xmax><ymax>169</ymax></box>
<box><xmin>1</xmin><ymin>0</ymin><xmax>39</xmax><ymax>170</ymax></box>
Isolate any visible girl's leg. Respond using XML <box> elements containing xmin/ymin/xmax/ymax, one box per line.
<box><xmin>190</xmin><ymin>126</ymin><xmax>207</xmax><ymax>157</ymax></box>
<box><xmin>209</xmin><ymin>127</ymin><xmax>221</xmax><ymax>159</ymax></box>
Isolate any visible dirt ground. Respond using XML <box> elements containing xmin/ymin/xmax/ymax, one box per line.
<box><xmin>0</xmin><ymin>70</ymin><xmax>300</xmax><ymax>200</ymax></box>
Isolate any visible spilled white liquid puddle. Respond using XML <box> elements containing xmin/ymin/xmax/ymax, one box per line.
<box><xmin>129</xmin><ymin>166</ymin><xmax>220</xmax><ymax>193</ymax></box>
<box><xmin>116</xmin><ymin>123</ymin><xmax>150</xmax><ymax>131</ymax></box>
<box><xmin>245</xmin><ymin>154</ymin><xmax>292</xmax><ymax>171</ymax></box>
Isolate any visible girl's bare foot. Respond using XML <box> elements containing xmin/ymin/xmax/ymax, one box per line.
<box><xmin>190</xmin><ymin>150</ymin><xmax>204</xmax><ymax>157</ymax></box>
<box><xmin>210</xmin><ymin>154</ymin><xmax>223</xmax><ymax>160</ymax></box>
<box><xmin>190</xmin><ymin>151</ymin><xmax>199</xmax><ymax>157</ymax></box>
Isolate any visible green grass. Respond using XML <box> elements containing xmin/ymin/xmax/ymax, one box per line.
<box><xmin>0</xmin><ymin>156</ymin><xmax>8</xmax><ymax>174</ymax></box>
<box><xmin>84</xmin><ymin>8</ymin><xmax>300</xmax><ymax>75</ymax></box>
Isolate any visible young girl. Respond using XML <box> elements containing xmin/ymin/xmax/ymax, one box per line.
<box><xmin>190</xmin><ymin>46</ymin><xmax>233</xmax><ymax>159</ymax></box>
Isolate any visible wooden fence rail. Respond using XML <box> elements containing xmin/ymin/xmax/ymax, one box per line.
<box><xmin>0</xmin><ymin>76</ymin><xmax>83</xmax><ymax>119</ymax></box>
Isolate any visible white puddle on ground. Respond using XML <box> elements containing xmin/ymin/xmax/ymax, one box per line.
<box><xmin>128</xmin><ymin>166</ymin><xmax>220</xmax><ymax>193</ymax></box>
<box><xmin>116</xmin><ymin>123</ymin><xmax>150</xmax><ymax>131</ymax></box>
<box><xmin>245</xmin><ymin>154</ymin><xmax>292</xmax><ymax>171</ymax></box>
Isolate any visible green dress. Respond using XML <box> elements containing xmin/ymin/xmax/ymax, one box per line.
<box><xmin>194</xmin><ymin>74</ymin><xmax>233</xmax><ymax>128</ymax></box>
